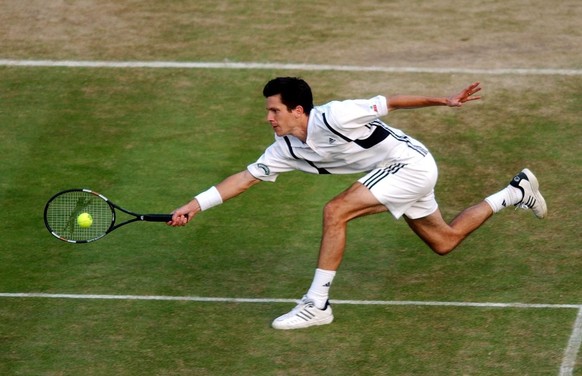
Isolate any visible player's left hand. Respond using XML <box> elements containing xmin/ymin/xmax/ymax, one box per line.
<box><xmin>446</xmin><ymin>82</ymin><xmax>482</xmax><ymax>107</ymax></box>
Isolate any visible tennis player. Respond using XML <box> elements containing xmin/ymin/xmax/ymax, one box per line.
<box><xmin>169</xmin><ymin>77</ymin><xmax>547</xmax><ymax>330</ymax></box>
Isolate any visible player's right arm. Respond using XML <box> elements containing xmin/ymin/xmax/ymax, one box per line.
<box><xmin>168</xmin><ymin>170</ymin><xmax>261</xmax><ymax>226</ymax></box>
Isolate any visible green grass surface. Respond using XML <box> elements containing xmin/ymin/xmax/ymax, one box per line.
<box><xmin>1</xmin><ymin>64</ymin><xmax>581</xmax><ymax>376</ymax></box>
<box><xmin>1</xmin><ymin>299</ymin><xmax>575</xmax><ymax>375</ymax></box>
<box><xmin>1</xmin><ymin>1</ymin><xmax>581</xmax><ymax>375</ymax></box>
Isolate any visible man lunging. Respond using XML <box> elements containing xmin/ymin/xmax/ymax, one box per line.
<box><xmin>168</xmin><ymin>77</ymin><xmax>546</xmax><ymax>330</ymax></box>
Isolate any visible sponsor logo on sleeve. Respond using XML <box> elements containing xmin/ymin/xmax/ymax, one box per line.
<box><xmin>257</xmin><ymin>163</ymin><xmax>270</xmax><ymax>175</ymax></box>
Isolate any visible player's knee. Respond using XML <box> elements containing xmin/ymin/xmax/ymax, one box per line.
<box><xmin>432</xmin><ymin>246</ymin><xmax>453</xmax><ymax>256</ymax></box>
<box><xmin>429</xmin><ymin>241</ymin><xmax>458</xmax><ymax>256</ymax></box>
<box><xmin>322</xmin><ymin>199</ymin><xmax>347</xmax><ymax>224</ymax></box>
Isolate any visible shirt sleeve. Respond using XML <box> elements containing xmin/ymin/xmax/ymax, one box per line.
<box><xmin>247</xmin><ymin>140</ymin><xmax>295</xmax><ymax>182</ymax></box>
<box><xmin>327</xmin><ymin>95</ymin><xmax>388</xmax><ymax>132</ymax></box>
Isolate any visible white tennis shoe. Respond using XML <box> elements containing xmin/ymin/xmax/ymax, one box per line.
<box><xmin>272</xmin><ymin>295</ymin><xmax>333</xmax><ymax>330</ymax></box>
<box><xmin>510</xmin><ymin>168</ymin><xmax>547</xmax><ymax>219</ymax></box>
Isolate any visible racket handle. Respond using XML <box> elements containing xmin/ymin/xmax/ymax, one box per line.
<box><xmin>141</xmin><ymin>214</ymin><xmax>174</xmax><ymax>222</ymax></box>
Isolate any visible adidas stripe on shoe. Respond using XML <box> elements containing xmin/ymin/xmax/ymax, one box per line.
<box><xmin>271</xmin><ymin>295</ymin><xmax>334</xmax><ymax>330</ymax></box>
<box><xmin>509</xmin><ymin>168</ymin><xmax>547</xmax><ymax>219</ymax></box>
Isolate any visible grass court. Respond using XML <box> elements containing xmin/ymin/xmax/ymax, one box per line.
<box><xmin>1</xmin><ymin>1</ymin><xmax>581</xmax><ymax>375</ymax></box>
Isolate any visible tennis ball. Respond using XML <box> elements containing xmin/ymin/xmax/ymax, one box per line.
<box><xmin>77</xmin><ymin>212</ymin><xmax>93</xmax><ymax>228</ymax></box>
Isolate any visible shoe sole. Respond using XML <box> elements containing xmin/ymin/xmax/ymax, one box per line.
<box><xmin>521</xmin><ymin>168</ymin><xmax>548</xmax><ymax>219</ymax></box>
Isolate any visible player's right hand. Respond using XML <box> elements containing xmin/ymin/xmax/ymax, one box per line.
<box><xmin>167</xmin><ymin>200</ymin><xmax>199</xmax><ymax>226</ymax></box>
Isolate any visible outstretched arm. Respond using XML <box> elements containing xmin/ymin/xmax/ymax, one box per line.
<box><xmin>168</xmin><ymin>169</ymin><xmax>261</xmax><ymax>226</ymax></box>
<box><xmin>388</xmin><ymin>82</ymin><xmax>481</xmax><ymax>111</ymax></box>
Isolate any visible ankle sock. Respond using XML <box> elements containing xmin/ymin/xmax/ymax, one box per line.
<box><xmin>485</xmin><ymin>185</ymin><xmax>522</xmax><ymax>213</ymax></box>
<box><xmin>306</xmin><ymin>268</ymin><xmax>336</xmax><ymax>309</ymax></box>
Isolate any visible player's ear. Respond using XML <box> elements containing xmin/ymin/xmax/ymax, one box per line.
<box><xmin>293</xmin><ymin>105</ymin><xmax>305</xmax><ymax>117</ymax></box>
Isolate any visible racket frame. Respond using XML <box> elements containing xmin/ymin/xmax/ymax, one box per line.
<box><xmin>44</xmin><ymin>188</ymin><xmax>173</xmax><ymax>244</ymax></box>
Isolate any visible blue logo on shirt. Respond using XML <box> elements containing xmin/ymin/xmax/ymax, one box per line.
<box><xmin>257</xmin><ymin>163</ymin><xmax>270</xmax><ymax>175</ymax></box>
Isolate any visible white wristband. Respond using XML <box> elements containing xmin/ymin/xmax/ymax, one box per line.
<box><xmin>194</xmin><ymin>186</ymin><xmax>223</xmax><ymax>211</ymax></box>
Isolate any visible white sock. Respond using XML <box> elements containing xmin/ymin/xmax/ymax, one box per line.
<box><xmin>306</xmin><ymin>268</ymin><xmax>336</xmax><ymax>309</ymax></box>
<box><xmin>485</xmin><ymin>186</ymin><xmax>522</xmax><ymax>213</ymax></box>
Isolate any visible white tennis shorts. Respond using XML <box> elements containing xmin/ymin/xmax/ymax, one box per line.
<box><xmin>358</xmin><ymin>153</ymin><xmax>439</xmax><ymax>220</ymax></box>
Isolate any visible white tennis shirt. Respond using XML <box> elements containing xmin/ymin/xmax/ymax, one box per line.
<box><xmin>247</xmin><ymin>95</ymin><xmax>430</xmax><ymax>182</ymax></box>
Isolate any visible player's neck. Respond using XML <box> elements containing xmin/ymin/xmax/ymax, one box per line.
<box><xmin>293</xmin><ymin>115</ymin><xmax>309</xmax><ymax>143</ymax></box>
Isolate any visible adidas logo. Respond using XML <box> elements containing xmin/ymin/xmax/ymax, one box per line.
<box><xmin>328</xmin><ymin>138</ymin><xmax>336</xmax><ymax>144</ymax></box>
<box><xmin>323</xmin><ymin>282</ymin><xmax>331</xmax><ymax>287</ymax></box>
<box><xmin>510</xmin><ymin>173</ymin><xmax>526</xmax><ymax>189</ymax></box>
<box><xmin>502</xmin><ymin>199</ymin><xmax>507</xmax><ymax>207</ymax></box>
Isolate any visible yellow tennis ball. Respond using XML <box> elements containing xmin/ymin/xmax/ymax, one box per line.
<box><xmin>77</xmin><ymin>212</ymin><xmax>93</xmax><ymax>228</ymax></box>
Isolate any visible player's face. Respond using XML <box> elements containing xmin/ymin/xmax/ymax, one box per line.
<box><xmin>265</xmin><ymin>95</ymin><xmax>300</xmax><ymax>137</ymax></box>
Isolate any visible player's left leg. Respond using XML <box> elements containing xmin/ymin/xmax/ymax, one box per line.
<box><xmin>405</xmin><ymin>167</ymin><xmax>547</xmax><ymax>255</ymax></box>
<box><xmin>404</xmin><ymin>203</ymin><xmax>493</xmax><ymax>255</ymax></box>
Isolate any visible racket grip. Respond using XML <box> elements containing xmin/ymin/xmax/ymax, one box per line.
<box><xmin>142</xmin><ymin>214</ymin><xmax>174</xmax><ymax>222</ymax></box>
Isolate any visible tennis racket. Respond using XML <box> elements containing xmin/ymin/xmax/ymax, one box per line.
<box><xmin>44</xmin><ymin>188</ymin><xmax>174</xmax><ymax>243</ymax></box>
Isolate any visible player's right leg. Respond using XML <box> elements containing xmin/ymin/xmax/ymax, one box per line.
<box><xmin>272</xmin><ymin>182</ymin><xmax>387</xmax><ymax>330</ymax></box>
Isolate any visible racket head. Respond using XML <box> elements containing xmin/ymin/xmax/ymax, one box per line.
<box><xmin>44</xmin><ymin>189</ymin><xmax>115</xmax><ymax>243</ymax></box>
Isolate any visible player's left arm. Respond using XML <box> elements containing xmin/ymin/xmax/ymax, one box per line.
<box><xmin>388</xmin><ymin>82</ymin><xmax>481</xmax><ymax>111</ymax></box>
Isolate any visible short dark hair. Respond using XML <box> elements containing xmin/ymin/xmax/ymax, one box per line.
<box><xmin>263</xmin><ymin>77</ymin><xmax>314</xmax><ymax>114</ymax></box>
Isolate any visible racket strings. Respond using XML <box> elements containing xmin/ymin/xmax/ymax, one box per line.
<box><xmin>45</xmin><ymin>191</ymin><xmax>113</xmax><ymax>241</ymax></box>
